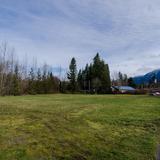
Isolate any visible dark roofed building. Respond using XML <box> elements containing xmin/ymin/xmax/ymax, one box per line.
<box><xmin>111</xmin><ymin>86</ymin><xmax>136</xmax><ymax>94</ymax></box>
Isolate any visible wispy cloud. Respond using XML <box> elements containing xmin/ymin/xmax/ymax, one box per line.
<box><xmin>0</xmin><ymin>0</ymin><xmax>160</xmax><ymax>76</ymax></box>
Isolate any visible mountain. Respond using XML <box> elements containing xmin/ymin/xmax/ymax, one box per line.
<box><xmin>133</xmin><ymin>69</ymin><xmax>160</xmax><ymax>85</ymax></box>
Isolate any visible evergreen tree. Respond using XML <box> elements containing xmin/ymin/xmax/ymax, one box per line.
<box><xmin>12</xmin><ymin>65</ymin><xmax>21</xmax><ymax>96</ymax></box>
<box><xmin>77</xmin><ymin>69</ymin><xmax>82</xmax><ymax>90</ymax></box>
<box><xmin>101</xmin><ymin>64</ymin><xmax>111</xmax><ymax>93</ymax></box>
<box><xmin>47</xmin><ymin>72</ymin><xmax>54</xmax><ymax>93</ymax></box>
<box><xmin>84</xmin><ymin>64</ymin><xmax>90</xmax><ymax>91</ymax></box>
<box><xmin>128</xmin><ymin>77</ymin><xmax>136</xmax><ymax>88</ymax></box>
<box><xmin>42</xmin><ymin>69</ymin><xmax>47</xmax><ymax>94</ymax></box>
<box><xmin>36</xmin><ymin>68</ymin><xmax>42</xmax><ymax>94</ymax></box>
<box><xmin>67</xmin><ymin>57</ymin><xmax>77</xmax><ymax>93</ymax></box>
<box><xmin>92</xmin><ymin>53</ymin><xmax>111</xmax><ymax>93</ymax></box>
<box><xmin>77</xmin><ymin>53</ymin><xmax>111</xmax><ymax>94</ymax></box>
<box><xmin>118</xmin><ymin>72</ymin><xmax>128</xmax><ymax>86</ymax></box>
<box><xmin>60</xmin><ymin>81</ymin><xmax>69</xmax><ymax>93</ymax></box>
<box><xmin>92</xmin><ymin>53</ymin><xmax>102</xmax><ymax>78</ymax></box>
<box><xmin>28</xmin><ymin>68</ymin><xmax>36</xmax><ymax>94</ymax></box>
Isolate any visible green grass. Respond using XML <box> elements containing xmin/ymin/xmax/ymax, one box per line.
<box><xmin>0</xmin><ymin>94</ymin><xmax>160</xmax><ymax>160</ymax></box>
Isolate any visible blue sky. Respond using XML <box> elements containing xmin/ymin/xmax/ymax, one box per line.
<box><xmin>0</xmin><ymin>0</ymin><xmax>160</xmax><ymax>77</ymax></box>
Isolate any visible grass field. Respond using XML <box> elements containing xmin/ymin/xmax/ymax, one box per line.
<box><xmin>0</xmin><ymin>94</ymin><xmax>160</xmax><ymax>160</ymax></box>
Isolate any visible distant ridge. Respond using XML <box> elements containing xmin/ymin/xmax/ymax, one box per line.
<box><xmin>133</xmin><ymin>69</ymin><xmax>160</xmax><ymax>85</ymax></box>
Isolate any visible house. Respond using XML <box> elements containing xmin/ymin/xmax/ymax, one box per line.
<box><xmin>111</xmin><ymin>86</ymin><xmax>136</xmax><ymax>94</ymax></box>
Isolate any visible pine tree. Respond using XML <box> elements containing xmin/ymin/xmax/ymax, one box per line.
<box><xmin>77</xmin><ymin>53</ymin><xmax>111</xmax><ymax>94</ymax></box>
<box><xmin>12</xmin><ymin>65</ymin><xmax>21</xmax><ymax>96</ymax></box>
<box><xmin>36</xmin><ymin>68</ymin><xmax>42</xmax><ymax>94</ymax></box>
<box><xmin>128</xmin><ymin>77</ymin><xmax>136</xmax><ymax>87</ymax></box>
<box><xmin>67</xmin><ymin>57</ymin><xmax>77</xmax><ymax>93</ymax></box>
<box><xmin>101</xmin><ymin>64</ymin><xmax>111</xmax><ymax>93</ymax></box>
<box><xmin>50</xmin><ymin>72</ymin><xmax>55</xmax><ymax>93</ymax></box>
<box><xmin>42</xmin><ymin>69</ymin><xmax>47</xmax><ymax>94</ymax></box>
<box><xmin>46</xmin><ymin>72</ymin><xmax>53</xmax><ymax>93</ymax></box>
<box><xmin>92</xmin><ymin>53</ymin><xmax>102</xmax><ymax>78</ymax></box>
<box><xmin>92</xmin><ymin>53</ymin><xmax>111</xmax><ymax>93</ymax></box>
<box><xmin>77</xmin><ymin>69</ymin><xmax>83</xmax><ymax>91</ymax></box>
<box><xmin>28</xmin><ymin>68</ymin><xmax>36</xmax><ymax>94</ymax></box>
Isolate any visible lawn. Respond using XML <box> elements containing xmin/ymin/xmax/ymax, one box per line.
<box><xmin>0</xmin><ymin>94</ymin><xmax>160</xmax><ymax>160</ymax></box>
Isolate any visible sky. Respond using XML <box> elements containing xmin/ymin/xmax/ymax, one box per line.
<box><xmin>0</xmin><ymin>0</ymin><xmax>160</xmax><ymax>77</ymax></box>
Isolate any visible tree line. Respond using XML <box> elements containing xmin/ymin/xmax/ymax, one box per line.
<box><xmin>0</xmin><ymin>42</ymin><xmax>60</xmax><ymax>96</ymax></box>
<box><xmin>0</xmin><ymin>42</ymin><xmax>135</xmax><ymax>96</ymax></box>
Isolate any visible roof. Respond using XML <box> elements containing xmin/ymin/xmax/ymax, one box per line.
<box><xmin>113</xmin><ymin>86</ymin><xmax>136</xmax><ymax>91</ymax></box>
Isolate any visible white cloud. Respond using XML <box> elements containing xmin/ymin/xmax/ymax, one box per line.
<box><xmin>0</xmin><ymin>0</ymin><xmax>160</xmax><ymax>76</ymax></box>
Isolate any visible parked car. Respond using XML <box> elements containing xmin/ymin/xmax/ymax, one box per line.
<box><xmin>150</xmin><ymin>91</ymin><xmax>160</xmax><ymax>96</ymax></box>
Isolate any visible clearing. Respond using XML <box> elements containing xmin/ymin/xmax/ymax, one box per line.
<box><xmin>0</xmin><ymin>94</ymin><xmax>160</xmax><ymax>160</ymax></box>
